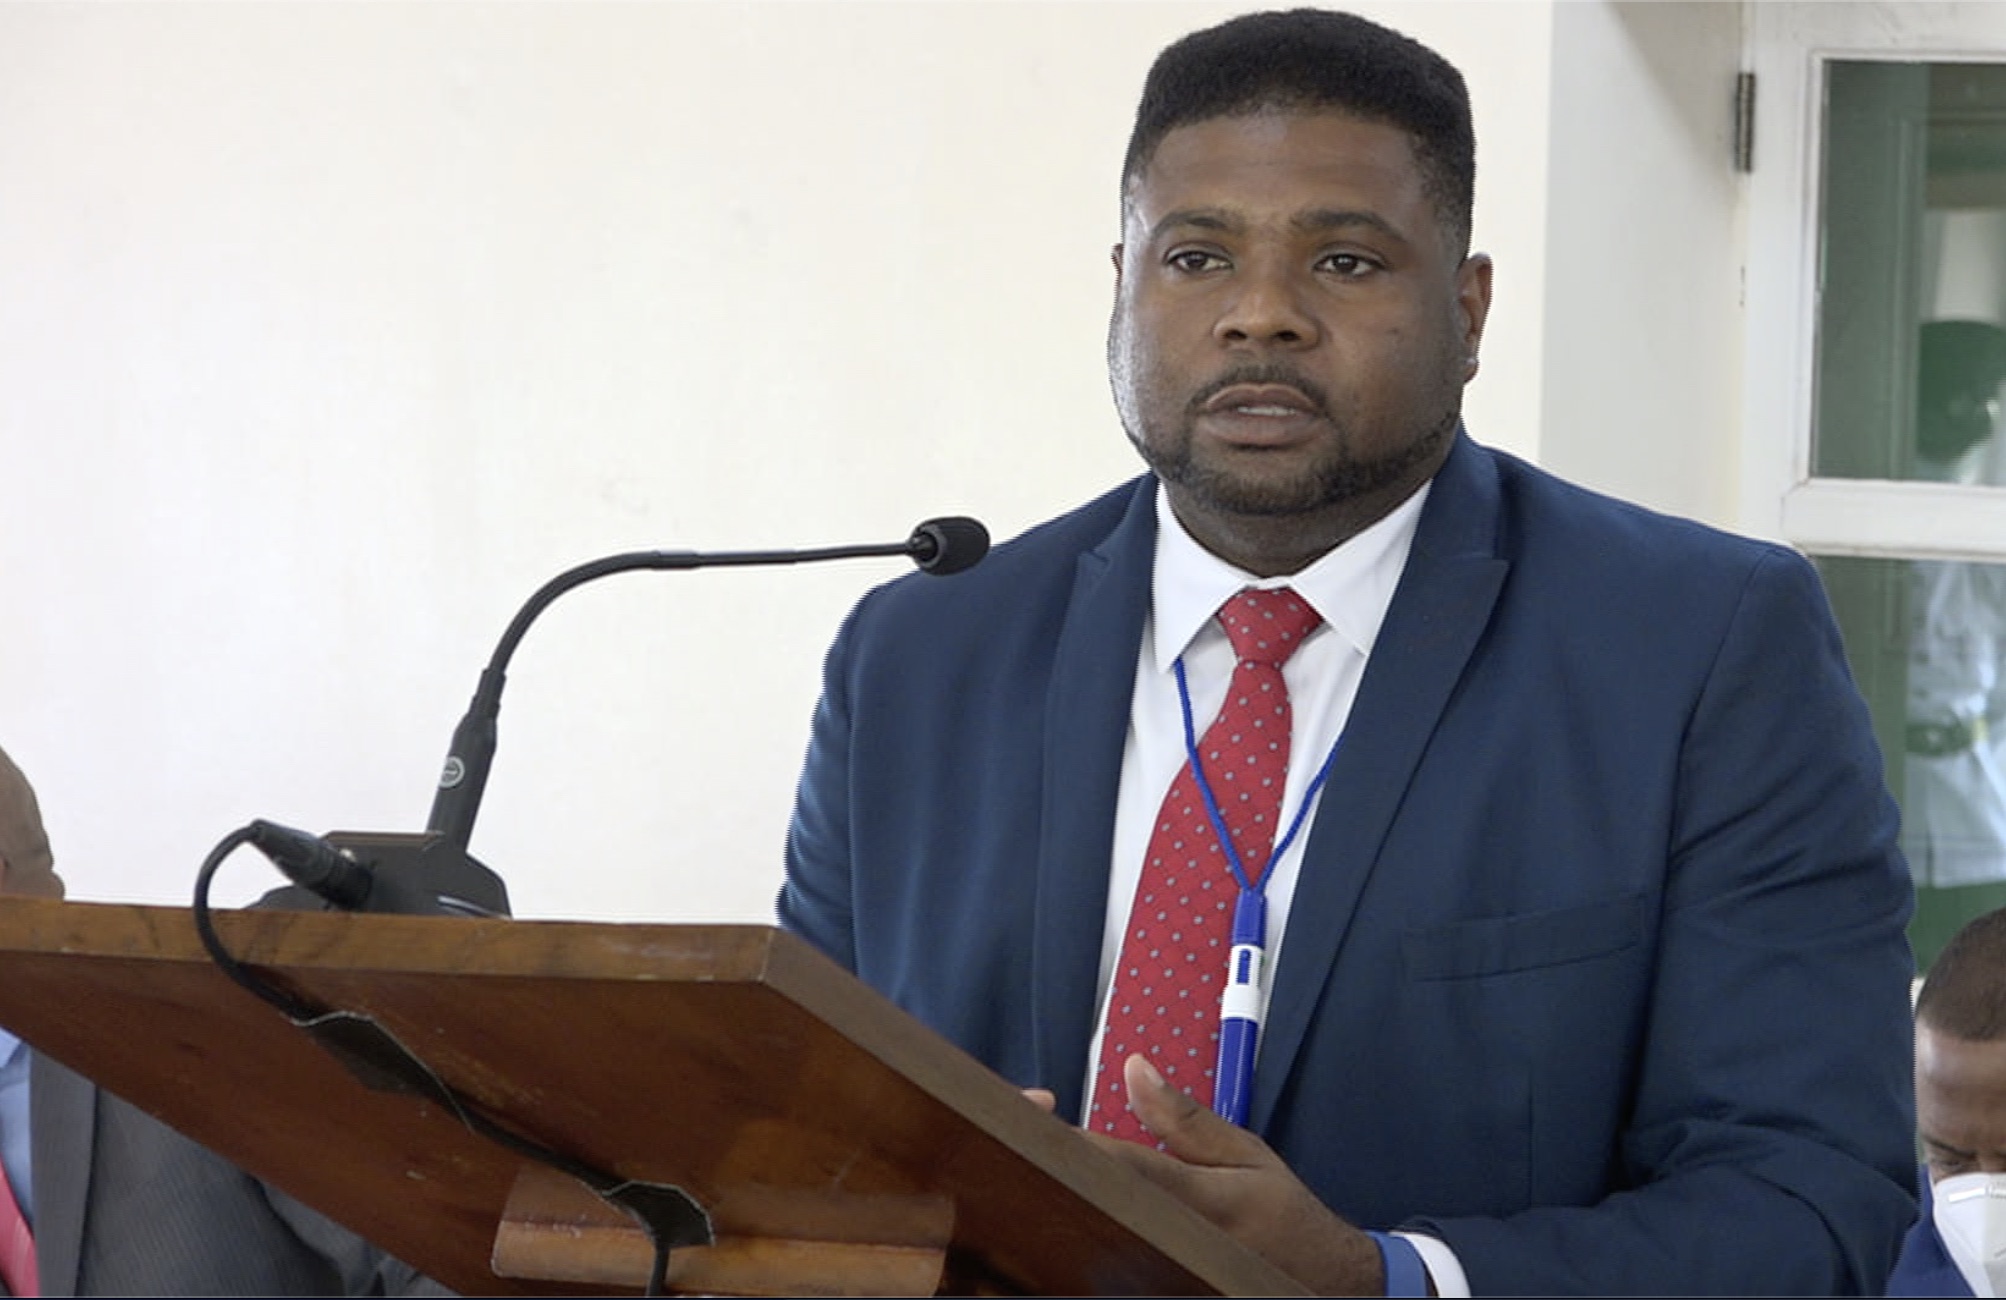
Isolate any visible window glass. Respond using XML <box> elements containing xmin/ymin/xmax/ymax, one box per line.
<box><xmin>1816</xmin><ymin>62</ymin><xmax>2006</xmax><ymax>484</ymax></box>
<box><xmin>1817</xmin><ymin>553</ymin><xmax>2006</xmax><ymax>968</ymax></box>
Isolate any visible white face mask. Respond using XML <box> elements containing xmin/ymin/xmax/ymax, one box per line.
<box><xmin>1936</xmin><ymin>1172</ymin><xmax>2006</xmax><ymax>1296</ymax></box>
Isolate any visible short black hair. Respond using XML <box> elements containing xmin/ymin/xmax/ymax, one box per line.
<box><xmin>1121</xmin><ymin>8</ymin><xmax>1476</xmax><ymax>253</ymax></box>
<box><xmin>1918</xmin><ymin>906</ymin><xmax>2006</xmax><ymax>1041</ymax></box>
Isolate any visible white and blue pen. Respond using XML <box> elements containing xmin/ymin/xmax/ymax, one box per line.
<box><xmin>1214</xmin><ymin>889</ymin><xmax>1268</xmax><ymax>1126</ymax></box>
<box><xmin>1173</xmin><ymin>656</ymin><xmax>1344</xmax><ymax>1129</ymax></box>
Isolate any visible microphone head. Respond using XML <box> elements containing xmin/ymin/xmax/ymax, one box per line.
<box><xmin>908</xmin><ymin>516</ymin><xmax>989</xmax><ymax>576</ymax></box>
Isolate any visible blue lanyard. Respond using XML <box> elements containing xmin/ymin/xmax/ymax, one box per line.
<box><xmin>1173</xmin><ymin>656</ymin><xmax>1339</xmax><ymax>895</ymax></box>
<box><xmin>1173</xmin><ymin>653</ymin><xmax>1342</xmax><ymax>1126</ymax></box>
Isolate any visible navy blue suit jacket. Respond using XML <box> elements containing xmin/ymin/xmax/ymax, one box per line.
<box><xmin>1888</xmin><ymin>1170</ymin><xmax>1971</xmax><ymax>1297</ymax></box>
<box><xmin>782</xmin><ymin>433</ymin><xmax>1919</xmax><ymax>1294</ymax></box>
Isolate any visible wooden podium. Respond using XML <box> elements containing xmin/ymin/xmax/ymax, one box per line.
<box><xmin>0</xmin><ymin>898</ymin><xmax>1306</xmax><ymax>1296</ymax></box>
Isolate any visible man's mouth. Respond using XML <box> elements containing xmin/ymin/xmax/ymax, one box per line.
<box><xmin>1200</xmin><ymin>383</ymin><xmax>1322</xmax><ymax>419</ymax></box>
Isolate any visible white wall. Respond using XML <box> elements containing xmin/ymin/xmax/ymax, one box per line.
<box><xmin>0</xmin><ymin>1</ymin><xmax>1567</xmax><ymax>922</ymax></box>
<box><xmin>1537</xmin><ymin>0</ymin><xmax>1746</xmax><ymax>526</ymax></box>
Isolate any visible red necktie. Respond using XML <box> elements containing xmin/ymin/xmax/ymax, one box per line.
<box><xmin>1089</xmin><ymin>587</ymin><xmax>1322</xmax><ymax>1144</ymax></box>
<box><xmin>0</xmin><ymin>1154</ymin><xmax>36</xmax><ymax>1297</ymax></box>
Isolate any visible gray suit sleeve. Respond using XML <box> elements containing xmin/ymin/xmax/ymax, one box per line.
<box><xmin>35</xmin><ymin>1057</ymin><xmax>449</xmax><ymax>1297</ymax></box>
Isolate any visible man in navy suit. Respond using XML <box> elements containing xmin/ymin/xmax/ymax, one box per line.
<box><xmin>781</xmin><ymin>9</ymin><xmax>1918</xmax><ymax>1294</ymax></box>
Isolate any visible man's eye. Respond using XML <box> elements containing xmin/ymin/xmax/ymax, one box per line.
<box><xmin>1167</xmin><ymin>249</ymin><xmax>1225</xmax><ymax>273</ymax></box>
<box><xmin>1929</xmin><ymin>1153</ymin><xmax>1975</xmax><ymax>1177</ymax></box>
<box><xmin>1318</xmin><ymin>252</ymin><xmax>1378</xmax><ymax>277</ymax></box>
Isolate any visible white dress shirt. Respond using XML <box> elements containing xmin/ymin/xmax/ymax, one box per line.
<box><xmin>1085</xmin><ymin>479</ymin><xmax>1470</xmax><ymax>1296</ymax></box>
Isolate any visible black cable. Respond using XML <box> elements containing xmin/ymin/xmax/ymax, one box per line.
<box><xmin>650</xmin><ymin>1239</ymin><xmax>671</xmax><ymax>1295</ymax></box>
<box><xmin>193</xmin><ymin>826</ymin><xmax>323</xmax><ymax>1022</ymax></box>
<box><xmin>195</xmin><ymin>825</ymin><xmax>709</xmax><ymax>1294</ymax></box>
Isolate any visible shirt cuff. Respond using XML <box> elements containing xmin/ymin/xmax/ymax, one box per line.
<box><xmin>1367</xmin><ymin>1231</ymin><xmax>1428</xmax><ymax>1297</ymax></box>
<box><xmin>1395</xmin><ymin>1230</ymin><xmax>1471</xmax><ymax>1298</ymax></box>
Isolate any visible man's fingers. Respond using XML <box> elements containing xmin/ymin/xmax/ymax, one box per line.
<box><xmin>1081</xmin><ymin>1116</ymin><xmax>1212</xmax><ymax>1205</ymax></box>
<box><xmin>1090</xmin><ymin>1058</ymin><xmax>1382</xmax><ymax>1294</ymax></box>
<box><xmin>1021</xmin><ymin>1087</ymin><xmax>1058</xmax><ymax>1114</ymax></box>
<box><xmin>1123</xmin><ymin>1055</ymin><xmax>1266</xmax><ymax>1169</ymax></box>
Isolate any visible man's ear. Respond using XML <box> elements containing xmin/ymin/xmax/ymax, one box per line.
<box><xmin>1456</xmin><ymin>252</ymin><xmax>1494</xmax><ymax>381</ymax></box>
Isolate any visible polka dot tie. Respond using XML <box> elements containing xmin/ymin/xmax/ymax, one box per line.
<box><xmin>0</xmin><ymin>1153</ymin><xmax>35</xmax><ymax>1297</ymax></box>
<box><xmin>1089</xmin><ymin>587</ymin><xmax>1323</xmax><ymax>1144</ymax></box>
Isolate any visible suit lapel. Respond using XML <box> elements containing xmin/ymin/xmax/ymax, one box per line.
<box><xmin>1251</xmin><ymin>434</ymin><xmax>1510</xmax><ymax>1130</ymax></box>
<box><xmin>29</xmin><ymin>1053</ymin><xmax>94</xmax><ymax>1297</ymax></box>
<box><xmin>1031</xmin><ymin>480</ymin><xmax>1157</xmax><ymax>1122</ymax></box>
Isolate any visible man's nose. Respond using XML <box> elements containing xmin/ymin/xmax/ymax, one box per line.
<box><xmin>1214</xmin><ymin>263</ymin><xmax>1320</xmax><ymax>348</ymax></box>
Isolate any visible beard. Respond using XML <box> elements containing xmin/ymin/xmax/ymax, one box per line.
<box><xmin>1115</xmin><ymin>359</ymin><xmax>1460</xmax><ymax>518</ymax></box>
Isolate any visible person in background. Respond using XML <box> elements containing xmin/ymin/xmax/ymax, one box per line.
<box><xmin>1891</xmin><ymin>906</ymin><xmax>2006</xmax><ymax>1296</ymax></box>
<box><xmin>0</xmin><ymin>742</ymin><xmax>443</xmax><ymax>1296</ymax></box>
<box><xmin>0</xmin><ymin>746</ymin><xmax>56</xmax><ymax>1296</ymax></box>
<box><xmin>780</xmin><ymin>8</ymin><xmax>1918</xmax><ymax>1294</ymax></box>
<box><xmin>1903</xmin><ymin>320</ymin><xmax>2006</xmax><ymax>969</ymax></box>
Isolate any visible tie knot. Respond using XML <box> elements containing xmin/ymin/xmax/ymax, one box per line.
<box><xmin>1217</xmin><ymin>587</ymin><xmax>1322</xmax><ymax>667</ymax></box>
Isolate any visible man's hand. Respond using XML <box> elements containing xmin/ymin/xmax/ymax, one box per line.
<box><xmin>1034</xmin><ymin>1056</ymin><xmax>1387</xmax><ymax>1295</ymax></box>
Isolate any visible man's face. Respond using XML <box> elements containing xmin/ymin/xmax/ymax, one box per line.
<box><xmin>1917</xmin><ymin>1022</ymin><xmax>2006</xmax><ymax>1181</ymax></box>
<box><xmin>1108</xmin><ymin>110</ymin><xmax>1490</xmax><ymax>573</ymax></box>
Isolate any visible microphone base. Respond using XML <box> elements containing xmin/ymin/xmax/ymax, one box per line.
<box><xmin>264</xmin><ymin>831</ymin><xmax>511</xmax><ymax>918</ymax></box>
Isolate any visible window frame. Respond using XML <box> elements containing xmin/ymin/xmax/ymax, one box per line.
<box><xmin>1742</xmin><ymin>1</ymin><xmax>2006</xmax><ymax>563</ymax></box>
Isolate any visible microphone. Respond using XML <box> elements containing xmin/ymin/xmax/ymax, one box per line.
<box><xmin>425</xmin><ymin>516</ymin><xmax>989</xmax><ymax>853</ymax></box>
<box><xmin>907</xmin><ymin>516</ymin><xmax>989</xmax><ymax>576</ymax></box>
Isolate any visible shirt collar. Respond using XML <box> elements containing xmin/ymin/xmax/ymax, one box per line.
<box><xmin>1149</xmin><ymin>478</ymin><xmax>1431</xmax><ymax>673</ymax></box>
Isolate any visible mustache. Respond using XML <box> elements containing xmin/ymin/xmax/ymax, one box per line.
<box><xmin>1184</xmin><ymin>364</ymin><xmax>1334</xmax><ymax>420</ymax></box>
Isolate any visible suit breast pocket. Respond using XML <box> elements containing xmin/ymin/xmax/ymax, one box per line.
<box><xmin>1402</xmin><ymin>893</ymin><xmax>1648</xmax><ymax>981</ymax></box>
